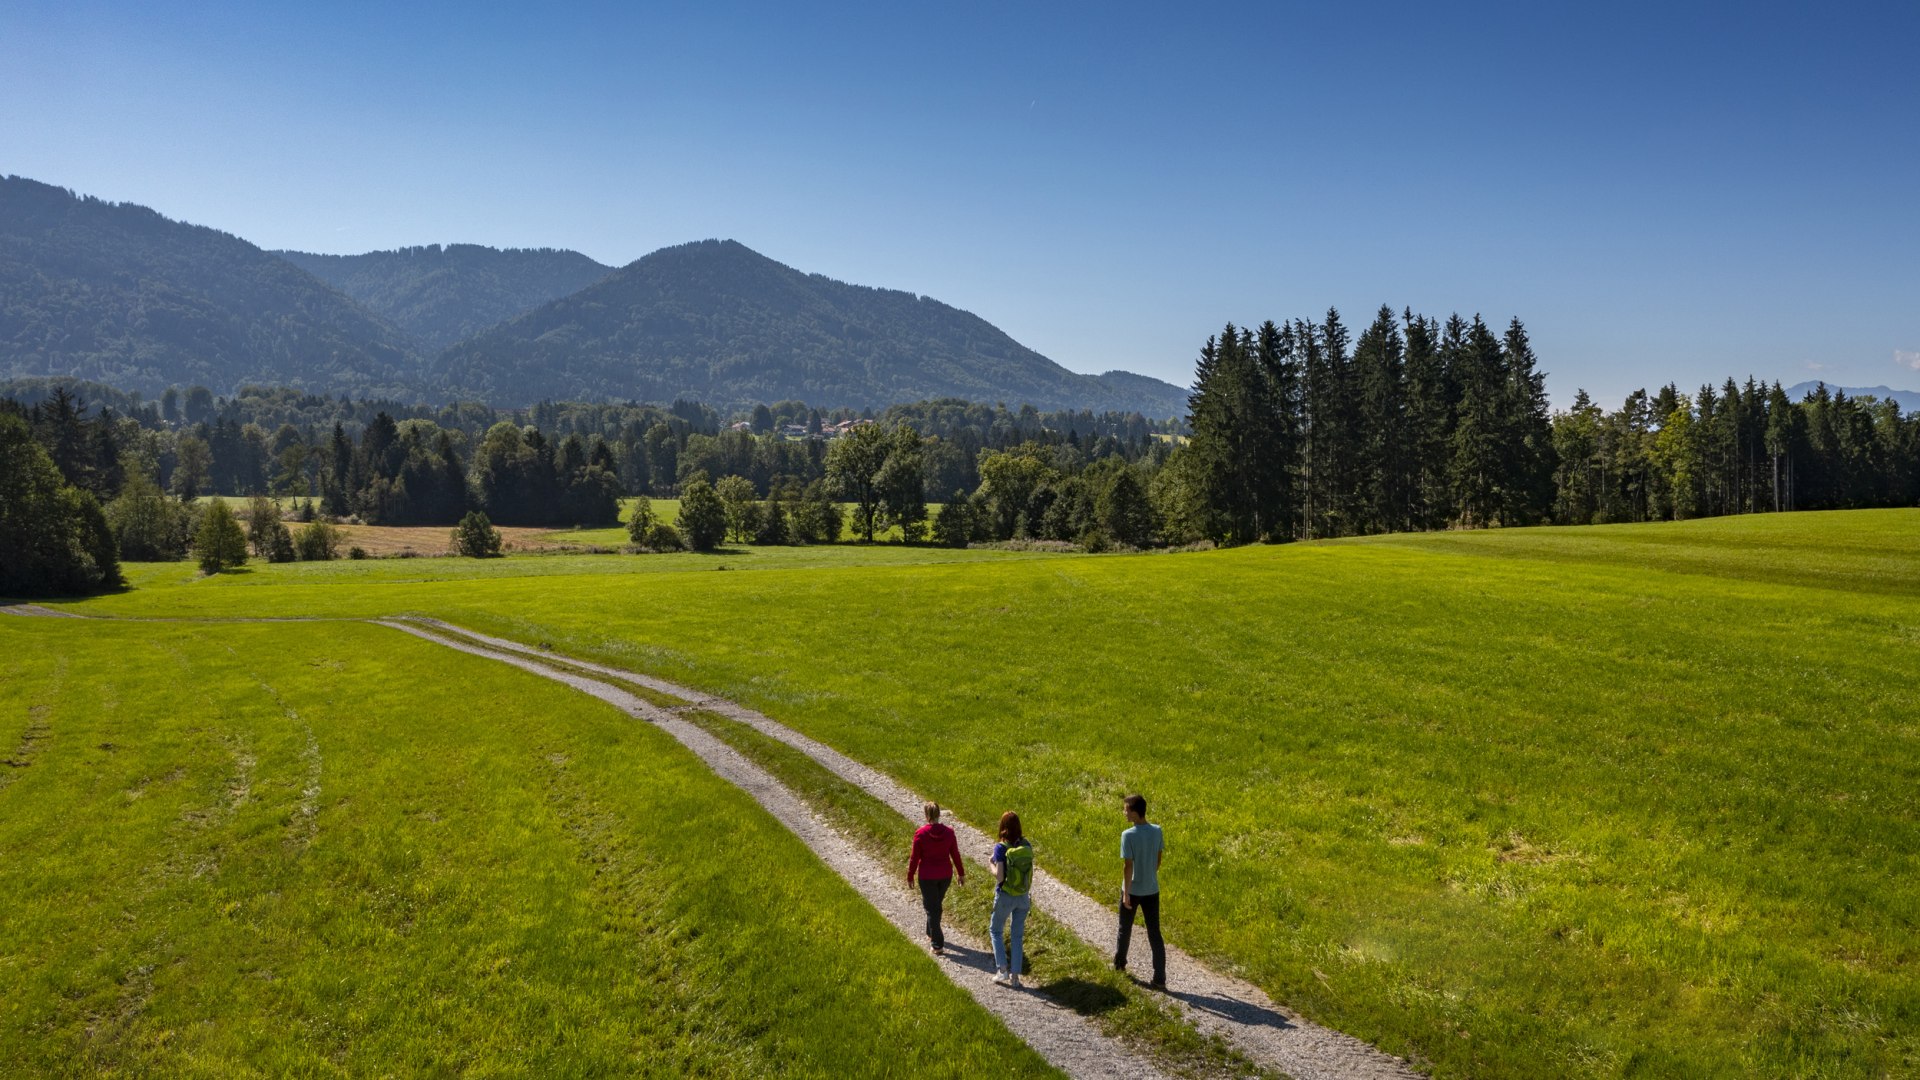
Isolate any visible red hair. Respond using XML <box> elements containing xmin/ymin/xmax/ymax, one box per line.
<box><xmin>998</xmin><ymin>811</ymin><xmax>1024</xmax><ymax>844</ymax></box>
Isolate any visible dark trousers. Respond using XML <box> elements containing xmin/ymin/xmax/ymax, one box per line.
<box><xmin>918</xmin><ymin>877</ymin><xmax>952</xmax><ymax>947</ymax></box>
<box><xmin>1116</xmin><ymin>891</ymin><xmax>1164</xmax><ymax>982</ymax></box>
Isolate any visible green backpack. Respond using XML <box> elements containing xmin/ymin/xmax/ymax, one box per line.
<box><xmin>1000</xmin><ymin>841</ymin><xmax>1034</xmax><ymax>896</ymax></box>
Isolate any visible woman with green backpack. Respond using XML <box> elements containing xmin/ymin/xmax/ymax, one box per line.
<box><xmin>990</xmin><ymin>811</ymin><xmax>1035</xmax><ymax>988</ymax></box>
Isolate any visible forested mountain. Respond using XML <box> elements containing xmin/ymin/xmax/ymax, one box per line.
<box><xmin>0</xmin><ymin>176</ymin><xmax>423</xmax><ymax>398</ymax></box>
<box><xmin>434</xmin><ymin>239</ymin><xmax>1189</xmax><ymax>415</ymax></box>
<box><xmin>1785</xmin><ymin>381</ymin><xmax>1920</xmax><ymax>412</ymax></box>
<box><xmin>276</xmin><ymin>244</ymin><xmax>612</xmax><ymax>353</ymax></box>
<box><xmin>1</xmin><ymin>178</ymin><xmax>1188</xmax><ymax>414</ymax></box>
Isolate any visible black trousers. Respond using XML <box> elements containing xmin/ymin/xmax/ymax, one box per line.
<box><xmin>918</xmin><ymin>877</ymin><xmax>951</xmax><ymax>947</ymax></box>
<box><xmin>1115</xmin><ymin>891</ymin><xmax>1164</xmax><ymax>982</ymax></box>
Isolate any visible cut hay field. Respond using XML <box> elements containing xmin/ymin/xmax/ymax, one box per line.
<box><xmin>19</xmin><ymin>508</ymin><xmax>1920</xmax><ymax>1078</ymax></box>
<box><xmin>0</xmin><ymin>619</ymin><xmax>1053</xmax><ymax>1076</ymax></box>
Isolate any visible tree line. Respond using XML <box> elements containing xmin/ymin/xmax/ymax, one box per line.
<box><xmin>1159</xmin><ymin>306</ymin><xmax>1918</xmax><ymax>543</ymax></box>
<box><xmin>0</xmin><ymin>379</ymin><xmax>1178</xmax><ymax>506</ymax></box>
<box><xmin>5</xmin><ymin>340</ymin><xmax>1915</xmax><ymax>596</ymax></box>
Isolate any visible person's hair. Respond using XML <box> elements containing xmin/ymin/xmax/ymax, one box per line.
<box><xmin>924</xmin><ymin>801</ymin><xmax>941</xmax><ymax>823</ymax></box>
<box><xmin>998</xmin><ymin>810</ymin><xmax>1024</xmax><ymax>844</ymax></box>
<box><xmin>1123</xmin><ymin>793</ymin><xmax>1148</xmax><ymax>818</ymax></box>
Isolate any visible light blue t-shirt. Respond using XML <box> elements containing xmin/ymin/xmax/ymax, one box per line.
<box><xmin>1121</xmin><ymin>822</ymin><xmax>1163</xmax><ymax>896</ymax></box>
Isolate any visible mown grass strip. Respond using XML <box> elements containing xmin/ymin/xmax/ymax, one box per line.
<box><xmin>675</xmin><ymin>706</ymin><xmax>1279</xmax><ymax>1080</ymax></box>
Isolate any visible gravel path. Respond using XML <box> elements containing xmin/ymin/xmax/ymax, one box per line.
<box><xmin>378</xmin><ymin>620</ymin><xmax>1175</xmax><ymax>1080</ymax></box>
<box><xmin>399</xmin><ymin>618</ymin><xmax>1421</xmax><ymax>1080</ymax></box>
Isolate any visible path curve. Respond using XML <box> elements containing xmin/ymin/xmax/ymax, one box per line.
<box><xmin>400</xmin><ymin>618</ymin><xmax>1420</xmax><ymax>1080</ymax></box>
<box><xmin>377</xmin><ymin>620</ymin><xmax>1176</xmax><ymax>1080</ymax></box>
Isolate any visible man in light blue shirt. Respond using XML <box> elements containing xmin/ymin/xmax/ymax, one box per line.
<box><xmin>1115</xmin><ymin>792</ymin><xmax>1165</xmax><ymax>988</ymax></box>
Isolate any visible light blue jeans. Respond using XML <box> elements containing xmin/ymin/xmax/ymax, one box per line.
<box><xmin>991</xmin><ymin>890</ymin><xmax>1031</xmax><ymax>974</ymax></box>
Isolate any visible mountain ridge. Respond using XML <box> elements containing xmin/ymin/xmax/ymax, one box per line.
<box><xmin>0</xmin><ymin>175</ymin><xmax>424</xmax><ymax>398</ymax></box>
<box><xmin>275</xmin><ymin>244</ymin><xmax>613</xmax><ymax>353</ymax></box>
<box><xmin>0</xmin><ymin>176</ymin><xmax>1190</xmax><ymax>415</ymax></box>
<box><xmin>435</xmin><ymin>239</ymin><xmax>1190</xmax><ymax>415</ymax></box>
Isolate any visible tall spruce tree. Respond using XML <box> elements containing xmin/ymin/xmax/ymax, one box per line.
<box><xmin>1252</xmin><ymin>320</ymin><xmax>1301</xmax><ymax>540</ymax></box>
<box><xmin>1449</xmin><ymin>316</ymin><xmax>1504</xmax><ymax>527</ymax></box>
<box><xmin>1354</xmin><ymin>306</ymin><xmax>1409</xmax><ymax>533</ymax></box>
<box><xmin>1402</xmin><ymin>312</ymin><xmax>1454</xmax><ymax>528</ymax></box>
<box><xmin>1498</xmin><ymin>318</ymin><xmax>1557</xmax><ymax>525</ymax></box>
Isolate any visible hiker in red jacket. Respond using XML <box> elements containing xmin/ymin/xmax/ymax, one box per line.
<box><xmin>906</xmin><ymin>801</ymin><xmax>966</xmax><ymax>954</ymax></box>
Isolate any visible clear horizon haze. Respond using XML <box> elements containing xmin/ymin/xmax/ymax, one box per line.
<box><xmin>4</xmin><ymin>1</ymin><xmax>1917</xmax><ymax>406</ymax></box>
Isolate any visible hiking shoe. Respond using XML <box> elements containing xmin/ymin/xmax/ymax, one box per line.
<box><xmin>993</xmin><ymin>970</ymin><xmax>1011</xmax><ymax>986</ymax></box>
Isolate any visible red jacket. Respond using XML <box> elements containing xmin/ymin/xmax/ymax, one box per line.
<box><xmin>908</xmin><ymin>823</ymin><xmax>965</xmax><ymax>882</ymax></box>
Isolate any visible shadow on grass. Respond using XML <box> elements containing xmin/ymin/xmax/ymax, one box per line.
<box><xmin>1032</xmin><ymin>976</ymin><xmax>1129</xmax><ymax>1016</ymax></box>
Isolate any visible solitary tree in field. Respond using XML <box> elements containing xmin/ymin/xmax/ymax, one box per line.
<box><xmin>294</xmin><ymin>519</ymin><xmax>340</xmax><ymax>561</ymax></box>
<box><xmin>452</xmin><ymin>510</ymin><xmax>503</xmax><ymax>558</ymax></box>
<box><xmin>245</xmin><ymin>494</ymin><xmax>282</xmax><ymax>557</ymax></box>
<box><xmin>624</xmin><ymin>494</ymin><xmax>655</xmax><ymax>543</ymax></box>
<box><xmin>677</xmin><ymin>478</ymin><xmax>728</xmax><ymax>552</ymax></box>
<box><xmin>194</xmin><ymin>500</ymin><xmax>249</xmax><ymax>574</ymax></box>
<box><xmin>874</xmin><ymin>426</ymin><xmax>927</xmax><ymax>542</ymax></box>
<box><xmin>715</xmin><ymin>475</ymin><xmax>762</xmax><ymax>542</ymax></box>
<box><xmin>825</xmin><ymin>421</ymin><xmax>892</xmax><ymax>541</ymax></box>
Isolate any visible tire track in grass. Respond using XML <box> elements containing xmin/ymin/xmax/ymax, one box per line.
<box><xmin>1</xmin><ymin>655</ymin><xmax>65</xmax><ymax>795</ymax></box>
<box><xmin>377</xmin><ymin>619</ymin><xmax>1176</xmax><ymax>1080</ymax></box>
<box><xmin>400</xmin><ymin>617</ymin><xmax>1422</xmax><ymax>1080</ymax></box>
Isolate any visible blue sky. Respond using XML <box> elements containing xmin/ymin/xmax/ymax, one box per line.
<box><xmin>4</xmin><ymin>1</ymin><xmax>1917</xmax><ymax>405</ymax></box>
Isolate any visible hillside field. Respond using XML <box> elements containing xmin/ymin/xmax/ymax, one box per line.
<box><xmin>17</xmin><ymin>509</ymin><xmax>1920</xmax><ymax>1077</ymax></box>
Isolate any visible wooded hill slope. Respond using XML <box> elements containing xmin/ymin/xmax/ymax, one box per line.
<box><xmin>434</xmin><ymin>240</ymin><xmax>1187</xmax><ymax>414</ymax></box>
<box><xmin>0</xmin><ymin>176</ymin><xmax>422</xmax><ymax>399</ymax></box>
<box><xmin>277</xmin><ymin>244</ymin><xmax>613</xmax><ymax>353</ymax></box>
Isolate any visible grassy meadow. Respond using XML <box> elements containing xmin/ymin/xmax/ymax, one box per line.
<box><xmin>0</xmin><ymin>618</ymin><xmax>1054</xmax><ymax>1076</ymax></box>
<box><xmin>17</xmin><ymin>508</ymin><xmax>1920</xmax><ymax>1077</ymax></box>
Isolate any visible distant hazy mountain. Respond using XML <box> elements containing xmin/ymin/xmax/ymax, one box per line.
<box><xmin>436</xmin><ymin>239</ymin><xmax>1190</xmax><ymax>415</ymax></box>
<box><xmin>1786</xmin><ymin>381</ymin><xmax>1920</xmax><ymax>411</ymax></box>
<box><xmin>0</xmin><ymin>176</ymin><xmax>423</xmax><ymax>398</ymax></box>
<box><xmin>0</xmin><ymin>178</ymin><xmax>1190</xmax><ymax>414</ymax></box>
<box><xmin>278</xmin><ymin>244</ymin><xmax>612</xmax><ymax>353</ymax></box>
<box><xmin>1086</xmin><ymin>368</ymin><xmax>1190</xmax><ymax>417</ymax></box>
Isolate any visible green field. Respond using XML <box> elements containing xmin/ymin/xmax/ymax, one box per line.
<box><xmin>0</xmin><ymin>619</ymin><xmax>1052</xmax><ymax>1076</ymax></box>
<box><xmin>16</xmin><ymin>509</ymin><xmax>1920</xmax><ymax>1077</ymax></box>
